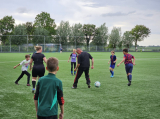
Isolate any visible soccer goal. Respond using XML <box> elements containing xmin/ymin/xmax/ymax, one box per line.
<box><xmin>39</xmin><ymin>44</ymin><xmax>62</xmax><ymax>52</ymax></box>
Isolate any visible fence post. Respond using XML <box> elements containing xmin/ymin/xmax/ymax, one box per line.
<box><xmin>96</xmin><ymin>45</ymin><xmax>97</xmax><ymax>52</ymax></box>
<box><xmin>27</xmin><ymin>35</ymin><xmax>28</xmax><ymax>52</ymax></box>
<box><xmin>1</xmin><ymin>45</ymin><xmax>2</xmax><ymax>52</ymax></box>
<box><xmin>44</xmin><ymin>36</ymin><xmax>45</xmax><ymax>52</ymax></box>
<box><xmin>10</xmin><ymin>37</ymin><xmax>11</xmax><ymax>52</ymax></box>
<box><xmin>19</xmin><ymin>46</ymin><xmax>20</xmax><ymax>52</ymax></box>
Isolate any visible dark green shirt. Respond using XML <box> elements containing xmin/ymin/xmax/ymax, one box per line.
<box><xmin>34</xmin><ymin>73</ymin><xmax>64</xmax><ymax>117</ymax></box>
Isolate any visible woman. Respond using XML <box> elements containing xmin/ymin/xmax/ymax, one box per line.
<box><xmin>30</xmin><ymin>46</ymin><xmax>47</xmax><ymax>93</ymax></box>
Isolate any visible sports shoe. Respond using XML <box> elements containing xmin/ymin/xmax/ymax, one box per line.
<box><xmin>15</xmin><ymin>82</ymin><xmax>19</xmax><ymax>85</ymax></box>
<box><xmin>27</xmin><ymin>84</ymin><xmax>31</xmax><ymax>86</ymax></box>
<box><xmin>71</xmin><ymin>86</ymin><xmax>77</xmax><ymax>89</ymax></box>
<box><xmin>88</xmin><ymin>85</ymin><xmax>91</xmax><ymax>88</ymax></box>
<box><xmin>110</xmin><ymin>75</ymin><xmax>114</xmax><ymax>78</ymax></box>
<box><xmin>71</xmin><ymin>73</ymin><xmax>73</xmax><ymax>76</ymax></box>
<box><xmin>32</xmin><ymin>88</ymin><xmax>35</xmax><ymax>93</ymax></box>
<box><xmin>128</xmin><ymin>81</ymin><xmax>131</xmax><ymax>86</ymax></box>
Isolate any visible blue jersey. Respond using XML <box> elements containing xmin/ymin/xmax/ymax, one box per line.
<box><xmin>110</xmin><ymin>55</ymin><xmax>116</xmax><ymax>65</ymax></box>
<box><xmin>70</xmin><ymin>53</ymin><xmax>77</xmax><ymax>62</ymax></box>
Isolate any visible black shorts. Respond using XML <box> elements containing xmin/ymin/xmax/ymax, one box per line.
<box><xmin>38</xmin><ymin>115</ymin><xmax>57</xmax><ymax>119</ymax></box>
<box><xmin>32</xmin><ymin>65</ymin><xmax>45</xmax><ymax>77</ymax></box>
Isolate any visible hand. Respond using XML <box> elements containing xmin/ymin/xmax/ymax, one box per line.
<box><xmin>133</xmin><ymin>63</ymin><xmax>136</xmax><ymax>66</ymax></box>
<box><xmin>30</xmin><ymin>68</ymin><xmax>32</xmax><ymax>71</ymax></box>
<box><xmin>74</xmin><ymin>68</ymin><xmax>77</xmax><ymax>71</ymax></box>
<box><xmin>68</xmin><ymin>60</ymin><xmax>69</xmax><ymax>62</ymax></box>
<box><xmin>108</xmin><ymin>62</ymin><xmax>109</xmax><ymax>64</ymax></box>
<box><xmin>117</xmin><ymin>64</ymin><xmax>120</xmax><ymax>67</ymax></box>
<box><xmin>59</xmin><ymin>113</ymin><xmax>63</xmax><ymax>119</ymax></box>
<box><xmin>114</xmin><ymin>61</ymin><xmax>116</xmax><ymax>63</ymax></box>
<box><xmin>91</xmin><ymin>66</ymin><xmax>94</xmax><ymax>69</ymax></box>
<box><xmin>13</xmin><ymin>66</ymin><xmax>16</xmax><ymax>69</ymax></box>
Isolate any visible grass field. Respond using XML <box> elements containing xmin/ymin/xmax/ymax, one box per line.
<box><xmin>0</xmin><ymin>52</ymin><xmax>160</xmax><ymax>119</ymax></box>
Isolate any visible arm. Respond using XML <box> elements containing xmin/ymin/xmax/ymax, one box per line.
<box><xmin>34</xmin><ymin>83</ymin><xmax>39</xmax><ymax>117</ymax></box>
<box><xmin>68</xmin><ymin>56</ymin><xmax>71</xmax><ymax>62</ymax></box>
<box><xmin>117</xmin><ymin>58</ymin><xmax>125</xmax><ymax>67</ymax></box>
<box><xmin>114</xmin><ymin>59</ymin><xmax>117</xmax><ymax>63</ymax></box>
<box><xmin>91</xmin><ymin>58</ymin><xmax>94</xmax><ymax>69</ymax></box>
<box><xmin>43</xmin><ymin>57</ymin><xmax>47</xmax><ymax>63</ymax></box>
<box><xmin>30</xmin><ymin>58</ymin><xmax>33</xmax><ymax>71</ymax></box>
<box><xmin>13</xmin><ymin>64</ymin><xmax>20</xmax><ymax>69</ymax></box>
<box><xmin>133</xmin><ymin>57</ymin><xmax>136</xmax><ymax>65</ymax></box>
<box><xmin>74</xmin><ymin>64</ymin><xmax>80</xmax><ymax>71</ymax></box>
<box><xmin>108</xmin><ymin>59</ymin><xmax>111</xmax><ymax>64</ymax></box>
<box><xmin>59</xmin><ymin>105</ymin><xmax>64</xmax><ymax>119</ymax></box>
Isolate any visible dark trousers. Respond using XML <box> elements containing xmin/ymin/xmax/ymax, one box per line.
<box><xmin>15</xmin><ymin>71</ymin><xmax>30</xmax><ymax>84</ymax></box>
<box><xmin>38</xmin><ymin>115</ymin><xmax>57</xmax><ymax>119</ymax></box>
<box><xmin>71</xmin><ymin>62</ymin><xmax>76</xmax><ymax>71</ymax></box>
<box><xmin>73</xmin><ymin>67</ymin><xmax>90</xmax><ymax>87</ymax></box>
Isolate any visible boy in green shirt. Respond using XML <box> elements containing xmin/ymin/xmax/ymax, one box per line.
<box><xmin>34</xmin><ymin>57</ymin><xmax>64</xmax><ymax>119</ymax></box>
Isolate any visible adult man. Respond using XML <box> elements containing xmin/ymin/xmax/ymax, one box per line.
<box><xmin>72</xmin><ymin>48</ymin><xmax>94</xmax><ymax>89</ymax></box>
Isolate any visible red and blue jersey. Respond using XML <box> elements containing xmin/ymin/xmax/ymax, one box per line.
<box><xmin>110</xmin><ymin>55</ymin><xmax>116</xmax><ymax>65</ymax></box>
<box><xmin>124</xmin><ymin>54</ymin><xmax>134</xmax><ymax>65</ymax></box>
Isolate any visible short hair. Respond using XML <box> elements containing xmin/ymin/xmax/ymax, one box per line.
<box><xmin>35</xmin><ymin>46</ymin><xmax>42</xmax><ymax>51</ymax></box>
<box><xmin>73</xmin><ymin>49</ymin><xmax>76</xmax><ymax>52</ymax></box>
<box><xmin>76</xmin><ymin>48</ymin><xmax>81</xmax><ymax>51</ymax></box>
<box><xmin>25</xmin><ymin>54</ymin><xmax>30</xmax><ymax>58</ymax></box>
<box><xmin>47</xmin><ymin>57</ymin><xmax>59</xmax><ymax>72</ymax></box>
<box><xmin>123</xmin><ymin>48</ymin><xmax>128</xmax><ymax>53</ymax></box>
<box><xmin>111</xmin><ymin>51</ymin><xmax>115</xmax><ymax>54</ymax></box>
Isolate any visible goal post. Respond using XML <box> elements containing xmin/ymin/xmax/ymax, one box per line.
<box><xmin>40</xmin><ymin>43</ymin><xmax>61</xmax><ymax>52</ymax></box>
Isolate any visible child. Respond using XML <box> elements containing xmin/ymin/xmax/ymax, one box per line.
<box><xmin>34</xmin><ymin>57</ymin><xmax>64</xmax><ymax>119</ymax></box>
<box><xmin>14</xmin><ymin>54</ymin><xmax>31</xmax><ymax>86</ymax></box>
<box><xmin>108</xmin><ymin>51</ymin><xmax>117</xmax><ymax>78</ymax></box>
<box><xmin>68</xmin><ymin>49</ymin><xmax>77</xmax><ymax>75</ymax></box>
<box><xmin>117</xmin><ymin>48</ymin><xmax>136</xmax><ymax>86</ymax></box>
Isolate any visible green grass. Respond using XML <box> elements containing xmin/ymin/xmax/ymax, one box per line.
<box><xmin>0</xmin><ymin>52</ymin><xmax>160</xmax><ymax>119</ymax></box>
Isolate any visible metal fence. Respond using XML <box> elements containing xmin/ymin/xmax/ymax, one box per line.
<box><xmin>0</xmin><ymin>35</ymin><xmax>160</xmax><ymax>52</ymax></box>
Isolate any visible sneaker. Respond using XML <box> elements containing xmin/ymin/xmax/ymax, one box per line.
<box><xmin>110</xmin><ymin>75</ymin><xmax>114</xmax><ymax>78</ymax></box>
<box><xmin>71</xmin><ymin>86</ymin><xmax>77</xmax><ymax>89</ymax></box>
<box><xmin>32</xmin><ymin>88</ymin><xmax>35</xmax><ymax>93</ymax></box>
<box><xmin>15</xmin><ymin>82</ymin><xmax>19</xmax><ymax>85</ymax></box>
<box><xmin>74</xmin><ymin>73</ymin><xmax>76</xmax><ymax>75</ymax></box>
<box><xmin>71</xmin><ymin>73</ymin><xmax>73</xmax><ymax>76</ymax></box>
<box><xmin>128</xmin><ymin>81</ymin><xmax>131</xmax><ymax>86</ymax></box>
<box><xmin>27</xmin><ymin>84</ymin><xmax>31</xmax><ymax>86</ymax></box>
<box><xmin>88</xmin><ymin>85</ymin><xmax>91</xmax><ymax>88</ymax></box>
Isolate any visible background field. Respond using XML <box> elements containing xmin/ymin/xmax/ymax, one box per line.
<box><xmin>0</xmin><ymin>52</ymin><xmax>160</xmax><ymax>119</ymax></box>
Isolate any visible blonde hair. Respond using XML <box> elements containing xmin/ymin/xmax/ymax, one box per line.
<box><xmin>73</xmin><ymin>49</ymin><xmax>76</xmax><ymax>52</ymax></box>
<box><xmin>47</xmin><ymin>57</ymin><xmax>59</xmax><ymax>72</ymax></box>
<box><xmin>35</xmin><ymin>46</ymin><xmax>42</xmax><ymax>51</ymax></box>
<box><xmin>111</xmin><ymin>51</ymin><xmax>115</xmax><ymax>54</ymax></box>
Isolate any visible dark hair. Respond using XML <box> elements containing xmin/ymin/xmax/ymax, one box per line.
<box><xmin>47</xmin><ymin>57</ymin><xmax>58</xmax><ymax>72</ymax></box>
<box><xmin>123</xmin><ymin>48</ymin><xmax>128</xmax><ymax>53</ymax></box>
<box><xmin>25</xmin><ymin>54</ymin><xmax>30</xmax><ymax>58</ymax></box>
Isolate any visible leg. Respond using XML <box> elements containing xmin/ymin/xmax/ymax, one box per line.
<box><xmin>74</xmin><ymin>62</ymin><xmax>76</xmax><ymax>75</ymax></box>
<box><xmin>111</xmin><ymin>65</ymin><xmax>115</xmax><ymax>76</ymax></box>
<box><xmin>127</xmin><ymin>64</ymin><xmax>133</xmax><ymax>86</ymax></box>
<box><xmin>24</xmin><ymin>71</ymin><xmax>31</xmax><ymax>85</ymax></box>
<box><xmin>84</xmin><ymin>67</ymin><xmax>90</xmax><ymax>87</ymax></box>
<box><xmin>71</xmin><ymin>62</ymin><xmax>73</xmax><ymax>75</ymax></box>
<box><xmin>73</xmin><ymin>68</ymin><xmax>83</xmax><ymax>88</ymax></box>
<box><xmin>15</xmin><ymin>71</ymin><xmax>25</xmax><ymax>84</ymax></box>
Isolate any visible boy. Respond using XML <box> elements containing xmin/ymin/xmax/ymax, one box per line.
<box><xmin>34</xmin><ymin>57</ymin><xmax>64</xmax><ymax>119</ymax></box>
<box><xmin>14</xmin><ymin>54</ymin><xmax>31</xmax><ymax>86</ymax></box>
<box><xmin>108</xmin><ymin>51</ymin><xmax>117</xmax><ymax>78</ymax></box>
<box><xmin>117</xmin><ymin>48</ymin><xmax>136</xmax><ymax>86</ymax></box>
<box><xmin>68</xmin><ymin>49</ymin><xmax>77</xmax><ymax>75</ymax></box>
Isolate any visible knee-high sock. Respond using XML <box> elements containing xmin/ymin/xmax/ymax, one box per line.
<box><xmin>32</xmin><ymin>80</ymin><xmax>36</xmax><ymax>89</ymax></box>
<box><xmin>112</xmin><ymin>71</ymin><xmax>114</xmax><ymax>76</ymax></box>
<box><xmin>110</xmin><ymin>70</ymin><xmax>113</xmax><ymax>75</ymax></box>
<box><xmin>128</xmin><ymin>75</ymin><xmax>132</xmax><ymax>81</ymax></box>
<box><xmin>127</xmin><ymin>75</ymin><xmax>129</xmax><ymax>81</ymax></box>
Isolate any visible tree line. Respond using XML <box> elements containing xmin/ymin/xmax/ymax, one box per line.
<box><xmin>0</xmin><ymin>11</ymin><xmax>151</xmax><ymax>51</ymax></box>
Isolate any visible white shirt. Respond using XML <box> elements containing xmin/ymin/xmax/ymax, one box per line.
<box><xmin>20</xmin><ymin>60</ymin><xmax>30</xmax><ymax>71</ymax></box>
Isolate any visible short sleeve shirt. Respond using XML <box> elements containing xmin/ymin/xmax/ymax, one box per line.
<box><xmin>70</xmin><ymin>53</ymin><xmax>77</xmax><ymax>62</ymax></box>
<box><xmin>78</xmin><ymin>52</ymin><xmax>93</xmax><ymax>68</ymax></box>
<box><xmin>31</xmin><ymin>53</ymin><xmax>45</xmax><ymax>66</ymax></box>
<box><xmin>124</xmin><ymin>54</ymin><xmax>134</xmax><ymax>64</ymax></box>
<box><xmin>110</xmin><ymin>55</ymin><xmax>116</xmax><ymax>65</ymax></box>
<box><xmin>20</xmin><ymin>60</ymin><xmax>30</xmax><ymax>71</ymax></box>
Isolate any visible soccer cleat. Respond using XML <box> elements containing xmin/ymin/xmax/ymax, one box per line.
<box><xmin>27</xmin><ymin>84</ymin><xmax>31</xmax><ymax>86</ymax></box>
<box><xmin>128</xmin><ymin>81</ymin><xmax>131</xmax><ymax>86</ymax></box>
<box><xmin>110</xmin><ymin>75</ymin><xmax>114</xmax><ymax>78</ymax></box>
<box><xmin>32</xmin><ymin>88</ymin><xmax>35</xmax><ymax>93</ymax></box>
<box><xmin>71</xmin><ymin>86</ymin><xmax>77</xmax><ymax>89</ymax></box>
<box><xmin>88</xmin><ymin>85</ymin><xmax>91</xmax><ymax>88</ymax></box>
<box><xmin>15</xmin><ymin>82</ymin><xmax>19</xmax><ymax>85</ymax></box>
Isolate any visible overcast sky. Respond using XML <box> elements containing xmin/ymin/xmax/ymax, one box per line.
<box><xmin>0</xmin><ymin>0</ymin><xmax>160</xmax><ymax>46</ymax></box>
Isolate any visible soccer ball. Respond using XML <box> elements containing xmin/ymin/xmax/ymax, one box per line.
<box><xmin>94</xmin><ymin>81</ymin><xmax>101</xmax><ymax>88</ymax></box>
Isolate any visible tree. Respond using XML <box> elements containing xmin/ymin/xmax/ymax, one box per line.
<box><xmin>32</xmin><ymin>26</ymin><xmax>52</xmax><ymax>45</ymax></box>
<box><xmin>108</xmin><ymin>27</ymin><xmax>121</xmax><ymax>48</ymax></box>
<box><xmin>92</xmin><ymin>23</ymin><xmax>108</xmax><ymax>46</ymax></box>
<box><xmin>11</xmin><ymin>24</ymin><xmax>27</xmax><ymax>45</ymax></box>
<box><xmin>34</xmin><ymin>12</ymin><xmax>56</xmax><ymax>35</ymax></box>
<box><xmin>56</xmin><ymin>21</ymin><xmax>71</xmax><ymax>45</ymax></box>
<box><xmin>122</xmin><ymin>31</ymin><xmax>134</xmax><ymax>49</ymax></box>
<box><xmin>130</xmin><ymin>25</ymin><xmax>151</xmax><ymax>51</ymax></box>
<box><xmin>25</xmin><ymin>22</ymin><xmax>35</xmax><ymax>43</ymax></box>
<box><xmin>70</xmin><ymin>23</ymin><xmax>85</xmax><ymax>46</ymax></box>
<box><xmin>0</xmin><ymin>16</ymin><xmax>15</xmax><ymax>45</ymax></box>
<box><xmin>83</xmin><ymin>24</ymin><xmax>96</xmax><ymax>47</ymax></box>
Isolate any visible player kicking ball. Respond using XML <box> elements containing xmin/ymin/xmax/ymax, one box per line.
<box><xmin>14</xmin><ymin>54</ymin><xmax>31</xmax><ymax>86</ymax></box>
<box><xmin>68</xmin><ymin>49</ymin><xmax>77</xmax><ymax>75</ymax></box>
<box><xmin>108</xmin><ymin>51</ymin><xmax>117</xmax><ymax>78</ymax></box>
<box><xmin>117</xmin><ymin>48</ymin><xmax>136</xmax><ymax>86</ymax></box>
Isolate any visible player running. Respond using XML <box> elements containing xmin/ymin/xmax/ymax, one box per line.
<box><xmin>68</xmin><ymin>49</ymin><xmax>77</xmax><ymax>75</ymax></box>
<box><xmin>30</xmin><ymin>46</ymin><xmax>47</xmax><ymax>93</ymax></box>
<box><xmin>72</xmin><ymin>48</ymin><xmax>94</xmax><ymax>89</ymax></box>
<box><xmin>117</xmin><ymin>48</ymin><xmax>136</xmax><ymax>86</ymax></box>
<box><xmin>108</xmin><ymin>51</ymin><xmax>117</xmax><ymax>78</ymax></box>
<box><xmin>14</xmin><ymin>54</ymin><xmax>31</xmax><ymax>86</ymax></box>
